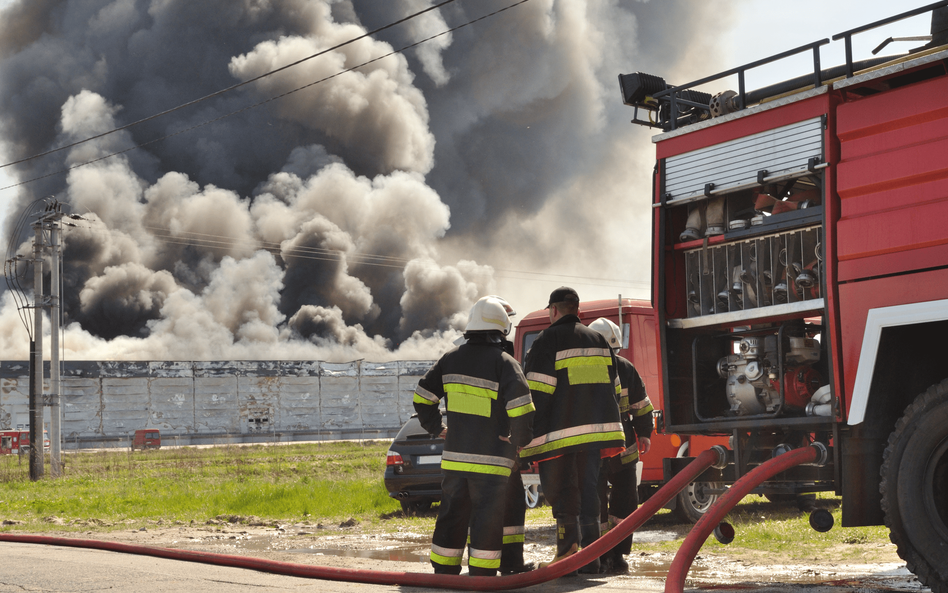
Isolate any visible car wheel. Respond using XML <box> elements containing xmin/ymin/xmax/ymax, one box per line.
<box><xmin>524</xmin><ymin>484</ymin><xmax>541</xmax><ymax>508</ymax></box>
<box><xmin>673</xmin><ymin>481</ymin><xmax>722</xmax><ymax>523</ymax></box>
<box><xmin>400</xmin><ymin>500</ymin><xmax>432</xmax><ymax>514</ymax></box>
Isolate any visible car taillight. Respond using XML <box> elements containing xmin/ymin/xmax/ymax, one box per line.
<box><xmin>386</xmin><ymin>451</ymin><xmax>404</xmax><ymax>466</ymax></box>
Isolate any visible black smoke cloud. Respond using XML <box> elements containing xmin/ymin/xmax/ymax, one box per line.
<box><xmin>0</xmin><ymin>0</ymin><xmax>737</xmax><ymax>361</ymax></box>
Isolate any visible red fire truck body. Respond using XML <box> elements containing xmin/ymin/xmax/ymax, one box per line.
<box><xmin>620</xmin><ymin>3</ymin><xmax>948</xmax><ymax>590</ymax></box>
<box><xmin>514</xmin><ymin>298</ymin><xmax>727</xmax><ymax>521</ymax></box>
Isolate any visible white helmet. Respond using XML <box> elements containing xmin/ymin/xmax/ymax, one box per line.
<box><xmin>589</xmin><ymin>317</ymin><xmax>622</xmax><ymax>351</ymax></box>
<box><xmin>483</xmin><ymin>295</ymin><xmax>516</xmax><ymax>318</ymax></box>
<box><xmin>466</xmin><ymin>296</ymin><xmax>513</xmax><ymax>335</ymax></box>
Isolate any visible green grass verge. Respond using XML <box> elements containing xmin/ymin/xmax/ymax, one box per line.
<box><xmin>0</xmin><ymin>441</ymin><xmax>403</xmax><ymax>531</ymax></box>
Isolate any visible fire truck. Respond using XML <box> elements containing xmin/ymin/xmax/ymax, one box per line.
<box><xmin>0</xmin><ymin>429</ymin><xmax>49</xmax><ymax>455</ymax></box>
<box><xmin>514</xmin><ymin>297</ymin><xmax>727</xmax><ymax>522</ymax></box>
<box><xmin>619</xmin><ymin>2</ymin><xmax>948</xmax><ymax>591</ymax></box>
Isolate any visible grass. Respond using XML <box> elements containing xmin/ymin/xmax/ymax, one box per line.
<box><xmin>628</xmin><ymin>494</ymin><xmax>896</xmax><ymax>564</ymax></box>
<box><xmin>0</xmin><ymin>441</ymin><xmax>402</xmax><ymax>532</ymax></box>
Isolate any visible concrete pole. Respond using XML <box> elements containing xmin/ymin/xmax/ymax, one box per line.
<box><xmin>30</xmin><ymin>223</ymin><xmax>44</xmax><ymax>480</ymax></box>
<box><xmin>50</xmin><ymin>220</ymin><xmax>62</xmax><ymax>477</ymax></box>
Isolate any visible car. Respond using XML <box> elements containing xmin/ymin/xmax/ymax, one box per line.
<box><xmin>384</xmin><ymin>412</ymin><xmax>543</xmax><ymax>513</ymax></box>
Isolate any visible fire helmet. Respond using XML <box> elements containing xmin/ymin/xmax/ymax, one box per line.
<box><xmin>589</xmin><ymin>317</ymin><xmax>622</xmax><ymax>351</ymax></box>
<box><xmin>466</xmin><ymin>296</ymin><xmax>514</xmax><ymax>335</ymax></box>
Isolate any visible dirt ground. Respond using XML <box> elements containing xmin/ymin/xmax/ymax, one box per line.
<box><xmin>14</xmin><ymin>513</ymin><xmax>927</xmax><ymax>592</ymax></box>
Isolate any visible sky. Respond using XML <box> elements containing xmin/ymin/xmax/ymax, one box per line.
<box><xmin>0</xmin><ymin>0</ymin><xmax>936</xmax><ymax>361</ymax></box>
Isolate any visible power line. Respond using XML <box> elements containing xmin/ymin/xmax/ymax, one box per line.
<box><xmin>0</xmin><ymin>0</ymin><xmax>532</xmax><ymax>193</ymax></box>
<box><xmin>63</xmin><ymin>220</ymin><xmax>647</xmax><ymax>292</ymax></box>
<box><xmin>0</xmin><ymin>0</ymin><xmax>459</xmax><ymax>173</ymax></box>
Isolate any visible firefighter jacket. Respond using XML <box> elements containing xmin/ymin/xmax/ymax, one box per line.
<box><xmin>613</xmin><ymin>355</ymin><xmax>655</xmax><ymax>467</ymax></box>
<box><xmin>519</xmin><ymin>314</ymin><xmax>625</xmax><ymax>462</ymax></box>
<box><xmin>413</xmin><ymin>333</ymin><xmax>535</xmax><ymax>480</ymax></box>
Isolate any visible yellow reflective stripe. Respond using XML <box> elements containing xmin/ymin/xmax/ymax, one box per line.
<box><xmin>443</xmin><ymin>374</ymin><xmax>499</xmax><ymax>391</ymax></box>
<box><xmin>430</xmin><ymin>551</ymin><xmax>463</xmax><ymax>566</ymax></box>
<box><xmin>441</xmin><ymin>459</ymin><xmax>512</xmax><ymax>476</ymax></box>
<box><xmin>526</xmin><ymin>372</ymin><xmax>556</xmax><ymax>394</ymax></box>
<box><xmin>469</xmin><ymin>556</ymin><xmax>501</xmax><ymax>569</ymax></box>
<box><xmin>620</xmin><ymin>446</ymin><xmax>639</xmax><ymax>464</ymax></box>
<box><xmin>632</xmin><ymin>402</ymin><xmax>654</xmax><ymax>417</ymax></box>
<box><xmin>444</xmin><ymin>383</ymin><xmax>498</xmax><ymax>399</ymax></box>
<box><xmin>555</xmin><ymin>355</ymin><xmax>612</xmax><ymax>385</ymax></box>
<box><xmin>521</xmin><ymin>429</ymin><xmax>626</xmax><ymax>458</ymax></box>
<box><xmin>507</xmin><ymin>402</ymin><xmax>536</xmax><ymax>418</ymax></box>
<box><xmin>554</xmin><ymin>355</ymin><xmax>613</xmax><ymax>370</ymax></box>
<box><xmin>503</xmin><ymin>533</ymin><xmax>525</xmax><ymax>544</ymax></box>
<box><xmin>447</xmin><ymin>392</ymin><xmax>491</xmax><ymax>417</ymax></box>
<box><xmin>413</xmin><ymin>393</ymin><xmax>438</xmax><ymax>406</ymax></box>
<box><xmin>414</xmin><ymin>384</ymin><xmax>439</xmax><ymax>404</ymax></box>
<box><xmin>528</xmin><ymin>380</ymin><xmax>556</xmax><ymax>394</ymax></box>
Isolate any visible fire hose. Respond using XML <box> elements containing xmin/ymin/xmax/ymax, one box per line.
<box><xmin>664</xmin><ymin>443</ymin><xmax>828</xmax><ymax>593</ymax></box>
<box><xmin>0</xmin><ymin>447</ymin><xmax>725</xmax><ymax>591</ymax></box>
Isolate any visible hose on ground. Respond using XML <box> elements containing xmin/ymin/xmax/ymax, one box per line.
<box><xmin>664</xmin><ymin>443</ymin><xmax>825</xmax><ymax>593</ymax></box>
<box><xmin>0</xmin><ymin>448</ymin><xmax>724</xmax><ymax>591</ymax></box>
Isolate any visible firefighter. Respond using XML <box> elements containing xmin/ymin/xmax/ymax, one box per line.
<box><xmin>520</xmin><ymin>287</ymin><xmax>625</xmax><ymax>574</ymax></box>
<box><xmin>589</xmin><ymin>317</ymin><xmax>654</xmax><ymax>573</ymax></box>
<box><xmin>413</xmin><ymin>296</ymin><xmax>535</xmax><ymax>577</ymax></box>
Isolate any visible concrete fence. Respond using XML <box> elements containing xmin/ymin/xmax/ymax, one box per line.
<box><xmin>0</xmin><ymin>360</ymin><xmax>434</xmax><ymax>449</ymax></box>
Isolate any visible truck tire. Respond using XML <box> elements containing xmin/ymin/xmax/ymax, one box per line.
<box><xmin>880</xmin><ymin>379</ymin><xmax>948</xmax><ymax>593</ymax></box>
<box><xmin>673</xmin><ymin>481</ymin><xmax>722</xmax><ymax>523</ymax></box>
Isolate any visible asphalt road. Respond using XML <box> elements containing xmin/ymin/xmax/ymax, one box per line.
<box><xmin>1</xmin><ymin>541</ymin><xmax>924</xmax><ymax>593</ymax></box>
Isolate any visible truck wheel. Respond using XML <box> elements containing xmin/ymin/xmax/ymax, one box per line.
<box><xmin>880</xmin><ymin>379</ymin><xmax>948</xmax><ymax>593</ymax></box>
<box><xmin>673</xmin><ymin>481</ymin><xmax>721</xmax><ymax>523</ymax></box>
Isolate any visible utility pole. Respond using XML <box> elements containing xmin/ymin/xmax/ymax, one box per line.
<box><xmin>27</xmin><ymin>202</ymin><xmax>65</xmax><ymax>480</ymax></box>
<box><xmin>30</xmin><ymin>221</ymin><xmax>44</xmax><ymax>480</ymax></box>
<box><xmin>49</xmin><ymin>213</ymin><xmax>62</xmax><ymax>477</ymax></box>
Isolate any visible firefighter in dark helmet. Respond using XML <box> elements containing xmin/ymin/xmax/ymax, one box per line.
<box><xmin>413</xmin><ymin>296</ymin><xmax>535</xmax><ymax>576</ymax></box>
<box><xmin>520</xmin><ymin>287</ymin><xmax>625</xmax><ymax>574</ymax></box>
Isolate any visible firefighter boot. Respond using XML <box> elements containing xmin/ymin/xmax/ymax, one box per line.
<box><xmin>500</xmin><ymin>536</ymin><xmax>534</xmax><ymax>575</ymax></box>
<box><xmin>538</xmin><ymin>516</ymin><xmax>580</xmax><ymax>574</ymax></box>
<box><xmin>577</xmin><ymin>516</ymin><xmax>601</xmax><ymax>574</ymax></box>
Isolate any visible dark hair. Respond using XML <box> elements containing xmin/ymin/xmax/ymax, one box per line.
<box><xmin>551</xmin><ymin>301</ymin><xmax>579</xmax><ymax>315</ymax></box>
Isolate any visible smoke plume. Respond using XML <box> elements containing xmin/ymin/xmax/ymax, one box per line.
<box><xmin>0</xmin><ymin>0</ymin><xmax>737</xmax><ymax>361</ymax></box>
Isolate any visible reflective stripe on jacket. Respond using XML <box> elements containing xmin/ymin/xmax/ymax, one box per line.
<box><xmin>519</xmin><ymin>315</ymin><xmax>624</xmax><ymax>462</ymax></box>
<box><xmin>413</xmin><ymin>334</ymin><xmax>534</xmax><ymax>479</ymax></box>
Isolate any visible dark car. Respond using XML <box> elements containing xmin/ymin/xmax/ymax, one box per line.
<box><xmin>384</xmin><ymin>412</ymin><xmax>542</xmax><ymax>513</ymax></box>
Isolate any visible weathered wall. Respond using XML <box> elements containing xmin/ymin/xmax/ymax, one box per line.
<box><xmin>0</xmin><ymin>360</ymin><xmax>432</xmax><ymax>448</ymax></box>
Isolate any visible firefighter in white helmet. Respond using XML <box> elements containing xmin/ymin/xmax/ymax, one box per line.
<box><xmin>588</xmin><ymin>317</ymin><xmax>654</xmax><ymax>573</ymax></box>
<box><xmin>414</xmin><ymin>296</ymin><xmax>535</xmax><ymax>577</ymax></box>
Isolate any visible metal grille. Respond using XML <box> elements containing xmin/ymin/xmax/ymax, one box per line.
<box><xmin>685</xmin><ymin>226</ymin><xmax>823</xmax><ymax>318</ymax></box>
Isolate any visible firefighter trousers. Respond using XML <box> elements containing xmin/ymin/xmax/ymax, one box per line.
<box><xmin>430</xmin><ymin>472</ymin><xmax>507</xmax><ymax>576</ymax></box>
<box><xmin>501</xmin><ymin>467</ymin><xmax>528</xmax><ymax>571</ymax></box>
<box><xmin>598</xmin><ymin>458</ymin><xmax>639</xmax><ymax>556</ymax></box>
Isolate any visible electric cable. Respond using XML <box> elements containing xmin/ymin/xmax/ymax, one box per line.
<box><xmin>0</xmin><ymin>0</ymin><xmax>532</xmax><ymax>193</ymax></box>
<box><xmin>61</xmin><ymin>220</ymin><xmax>648</xmax><ymax>292</ymax></box>
<box><xmin>0</xmin><ymin>0</ymin><xmax>459</xmax><ymax>173</ymax></box>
